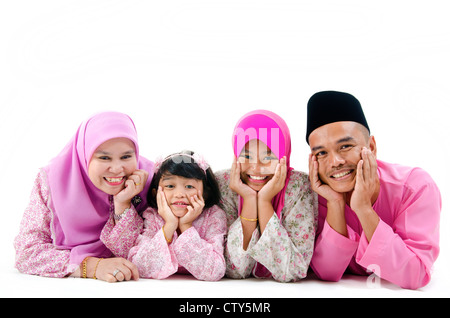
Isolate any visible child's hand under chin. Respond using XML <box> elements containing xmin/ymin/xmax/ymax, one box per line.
<box><xmin>258</xmin><ymin>156</ymin><xmax>287</xmax><ymax>202</ymax></box>
<box><xmin>156</xmin><ymin>186</ymin><xmax>179</xmax><ymax>226</ymax></box>
<box><xmin>179</xmin><ymin>191</ymin><xmax>205</xmax><ymax>233</ymax></box>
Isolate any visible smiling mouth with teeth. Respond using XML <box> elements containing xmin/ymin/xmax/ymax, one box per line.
<box><xmin>331</xmin><ymin>170</ymin><xmax>353</xmax><ymax>179</ymax></box>
<box><xmin>249</xmin><ymin>175</ymin><xmax>267</xmax><ymax>180</ymax></box>
<box><xmin>172</xmin><ymin>202</ymin><xmax>189</xmax><ymax>208</ymax></box>
<box><xmin>247</xmin><ymin>175</ymin><xmax>270</xmax><ymax>184</ymax></box>
<box><xmin>104</xmin><ymin>176</ymin><xmax>125</xmax><ymax>185</ymax></box>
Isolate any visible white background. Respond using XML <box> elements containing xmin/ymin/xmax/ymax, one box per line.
<box><xmin>0</xmin><ymin>0</ymin><xmax>449</xmax><ymax>297</ymax></box>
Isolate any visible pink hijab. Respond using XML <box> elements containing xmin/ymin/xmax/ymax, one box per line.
<box><xmin>232</xmin><ymin>110</ymin><xmax>293</xmax><ymax>278</ymax></box>
<box><xmin>232</xmin><ymin>109</ymin><xmax>293</xmax><ymax>219</ymax></box>
<box><xmin>43</xmin><ymin>112</ymin><xmax>153</xmax><ymax>265</ymax></box>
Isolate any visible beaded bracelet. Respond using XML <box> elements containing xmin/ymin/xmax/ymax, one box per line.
<box><xmin>240</xmin><ymin>215</ymin><xmax>258</xmax><ymax>222</ymax></box>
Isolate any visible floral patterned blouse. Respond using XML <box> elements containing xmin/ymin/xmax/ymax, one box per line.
<box><xmin>126</xmin><ymin>206</ymin><xmax>227</xmax><ymax>281</ymax></box>
<box><xmin>14</xmin><ymin>170</ymin><xmax>227</xmax><ymax>282</ymax></box>
<box><xmin>215</xmin><ymin>169</ymin><xmax>318</xmax><ymax>282</ymax></box>
<box><xmin>14</xmin><ymin>170</ymin><xmax>77</xmax><ymax>277</ymax></box>
<box><xmin>14</xmin><ymin>170</ymin><xmax>140</xmax><ymax>278</ymax></box>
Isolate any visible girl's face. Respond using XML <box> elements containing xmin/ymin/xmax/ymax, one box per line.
<box><xmin>238</xmin><ymin>139</ymin><xmax>279</xmax><ymax>192</ymax></box>
<box><xmin>88</xmin><ymin>137</ymin><xmax>138</xmax><ymax>195</ymax></box>
<box><xmin>159</xmin><ymin>174</ymin><xmax>204</xmax><ymax>217</ymax></box>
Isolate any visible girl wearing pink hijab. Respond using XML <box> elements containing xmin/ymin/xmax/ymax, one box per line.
<box><xmin>215</xmin><ymin>110</ymin><xmax>318</xmax><ymax>282</ymax></box>
<box><xmin>14</xmin><ymin>112</ymin><xmax>153</xmax><ymax>282</ymax></box>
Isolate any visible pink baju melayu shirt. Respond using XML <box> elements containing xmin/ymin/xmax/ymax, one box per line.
<box><xmin>310</xmin><ymin>160</ymin><xmax>441</xmax><ymax>289</ymax></box>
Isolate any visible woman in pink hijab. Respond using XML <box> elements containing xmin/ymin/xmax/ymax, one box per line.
<box><xmin>215</xmin><ymin>110</ymin><xmax>318</xmax><ymax>282</ymax></box>
<box><xmin>14</xmin><ymin>112</ymin><xmax>153</xmax><ymax>282</ymax></box>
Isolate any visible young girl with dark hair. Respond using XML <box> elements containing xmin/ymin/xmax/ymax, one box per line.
<box><xmin>127</xmin><ymin>150</ymin><xmax>227</xmax><ymax>281</ymax></box>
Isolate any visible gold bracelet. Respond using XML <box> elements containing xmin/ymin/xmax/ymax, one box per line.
<box><xmin>82</xmin><ymin>257</ymin><xmax>90</xmax><ymax>278</ymax></box>
<box><xmin>162</xmin><ymin>226</ymin><xmax>172</xmax><ymax>243</ymax></box>
<box><xmin>93</xmin><ymin>258</ymin><xmax>103</xmax><ymax>280</ymax></box>
<box><xmin>240</xmin><ymin>215</ymin><xmax>258</xmax><ymax>222</ymax></box>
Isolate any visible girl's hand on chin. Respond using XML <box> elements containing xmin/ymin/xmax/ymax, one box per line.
<box><xmin>179</xmin><ymin>191</ymin><xmax>205</xmax><ymax>232</ymax></box>
<box><xmin>156</xmin><ymin>186</ymin><xmax>179</xmax><ymax>228</ymax></box>
<box><xmin>229</xmin><ymin>156</ymin><xmax>257</xmax><ymax>199</ymax></box>
<box><xmin>258</xmin><ymin>157</ymin><xmax>287</xmax><ymax>202</ymax></box>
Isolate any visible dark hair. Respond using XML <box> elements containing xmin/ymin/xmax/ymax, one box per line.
<box><xmin>147</xmin><ymin>150</ymin><xmax>221</xmax><ymax>210</ymax></box>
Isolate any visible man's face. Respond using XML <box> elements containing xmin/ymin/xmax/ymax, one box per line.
<box><xmin>309</xmin><ymin>121</ymin><xmax>376</xmax><ymax>194</ymax></box>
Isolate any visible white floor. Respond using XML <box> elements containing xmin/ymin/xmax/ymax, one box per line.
<box><xmin>1</xmin><ymin>256</ymin><xmax>449</xmax><ymax>298</ymax></box>
<box><xmin>1</xmin><ymin>0</ymin><xmax>449</xmax><ymax>300</ymax></box>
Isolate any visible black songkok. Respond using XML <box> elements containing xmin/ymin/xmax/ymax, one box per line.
<box><xmin>306</xmin><ymin>91</ymin><xmax>370</xmax><ymax>144</ymax></box>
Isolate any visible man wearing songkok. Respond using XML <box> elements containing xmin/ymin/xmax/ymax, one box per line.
<box><xmin>306</xmin><ymin>90</ymin><xmax>441</xmax><ymax>289</ymax></box>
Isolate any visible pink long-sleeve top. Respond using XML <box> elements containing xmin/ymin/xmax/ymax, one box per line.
<box><xmin>14</xmin><ymin>170</ymin><xmax>78</xmax><ymax>277</ymax></box>
<box><xmin>14</xmin><ymin>170</ymin><xmax>142</xmax><ymax>277</ymax></box>
<box><xmin>15</xmin><ymin>170</ymin><xmax>227</xmax><ymax>282</ymax></box>
<box><xmin>126</xmin><ymin>206</ymin><xmax>227</xmax><ymax>281</ymax></box>
<box><xmin>310</xmin><ymin>160</ymin><xmax>441</xmax><ymax>289</ymax></box>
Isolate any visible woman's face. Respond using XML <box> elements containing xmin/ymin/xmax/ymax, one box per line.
<box><xmin>238</xmin><ymin>139</ymin><xmax>279</xmax><ymax>192</ymax></box>
<box><xmin>88</xmin><ymin>137</ymin><xmax>138</xmax><ymax>195</ymax></box>
<box><xmin>159</xmin><ymin>174</ymin><xmax>204</xmax><ymax>217</ymax></box>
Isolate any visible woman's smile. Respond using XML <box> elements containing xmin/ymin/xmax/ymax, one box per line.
<box><xmin>104</xmin><ymin>176</ymin><xmax>126</xmax><ymax>186</ymax></box>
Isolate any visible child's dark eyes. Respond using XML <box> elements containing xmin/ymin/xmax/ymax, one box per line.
<box><xmin>239</xmin><ymin>154</ymin><xmax>251</xmax><ymax>160</ymax></box>
<box><xmin>239</xmin><ymin>154</ymin><xmax>277</xmax><ymax>163</ymax></box>
<box><xmin>163</xmin><ymin>184</ymin><xmax>195</xmax><ymax>190</ymax></box>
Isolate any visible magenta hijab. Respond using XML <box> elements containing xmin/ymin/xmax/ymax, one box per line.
<box><xmin>232</xmin><ymin>109</ymin><xmax>293</xmax><ymax>219</ymax></box>
<box><xmin>43</xmin><ymin>112</ymin><xmax>153</xmax><ymax>265</ymax></box>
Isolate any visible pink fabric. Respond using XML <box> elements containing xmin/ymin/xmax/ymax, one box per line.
<box><xmin>100</xmin><ymin>205</ymin><xmax>144</xmax><ymax>259</ymax></box>
<box><xmin>310</xmin><ymin>160</ymin><xmax>441</xmax><ymax>289</ymax></box>
<box><xmin>43</xmin><ymin>111</ymin><xmax>153</xmax><ymax>265</ymax></box>
<box><xmin>231</xmin><ymin>110</ymin><xmax>294</xmax><ymax>278</ymax></box>
<box><xmin>232</xmin><ymin>109</ymin><xmax>293</xmax><ymax>219</ymax></box>
<box><xmin>15</xmin><ymin>171</ymin><xmax>76</xmax><ymax>277</ymax></box>
<box><xmin>127</xmin><ymin>206</ymin><xmax>227</xmax><ymax>281</ymax></box>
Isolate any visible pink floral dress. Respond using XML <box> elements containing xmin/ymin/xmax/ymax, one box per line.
<box><xmin>15</xmin><ymin>170</ymin><xmax>227</xmax><ymax>282</ymax></box>
<box><xmin>125</xmin><ymin>206</ymin><xmax>227</xmax><ymax>281</ymax></box>
<box><xmin>14</xmin><ymin>170</ymin><xmax>141</xmax><ymax>277</ymax></box>
<box><xmin>215</xmin><ymin>169</ymin><xmax>318</xmax><ymax>282</ymax></box>
<box><xmin>14</xmin><ymin>171</ymin><xmax>77</xmax><ymax>277</ymax></box>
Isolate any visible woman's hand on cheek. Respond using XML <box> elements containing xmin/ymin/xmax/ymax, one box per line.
<box><xmin>179</xmin><ymin>191</ymin><xmax>205</xmax><ymax>233</ymax></box>
<box><xmin>114</xmin><ymin>169</ymin><xmax>149</xmax><ymax>213</ymax></box>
